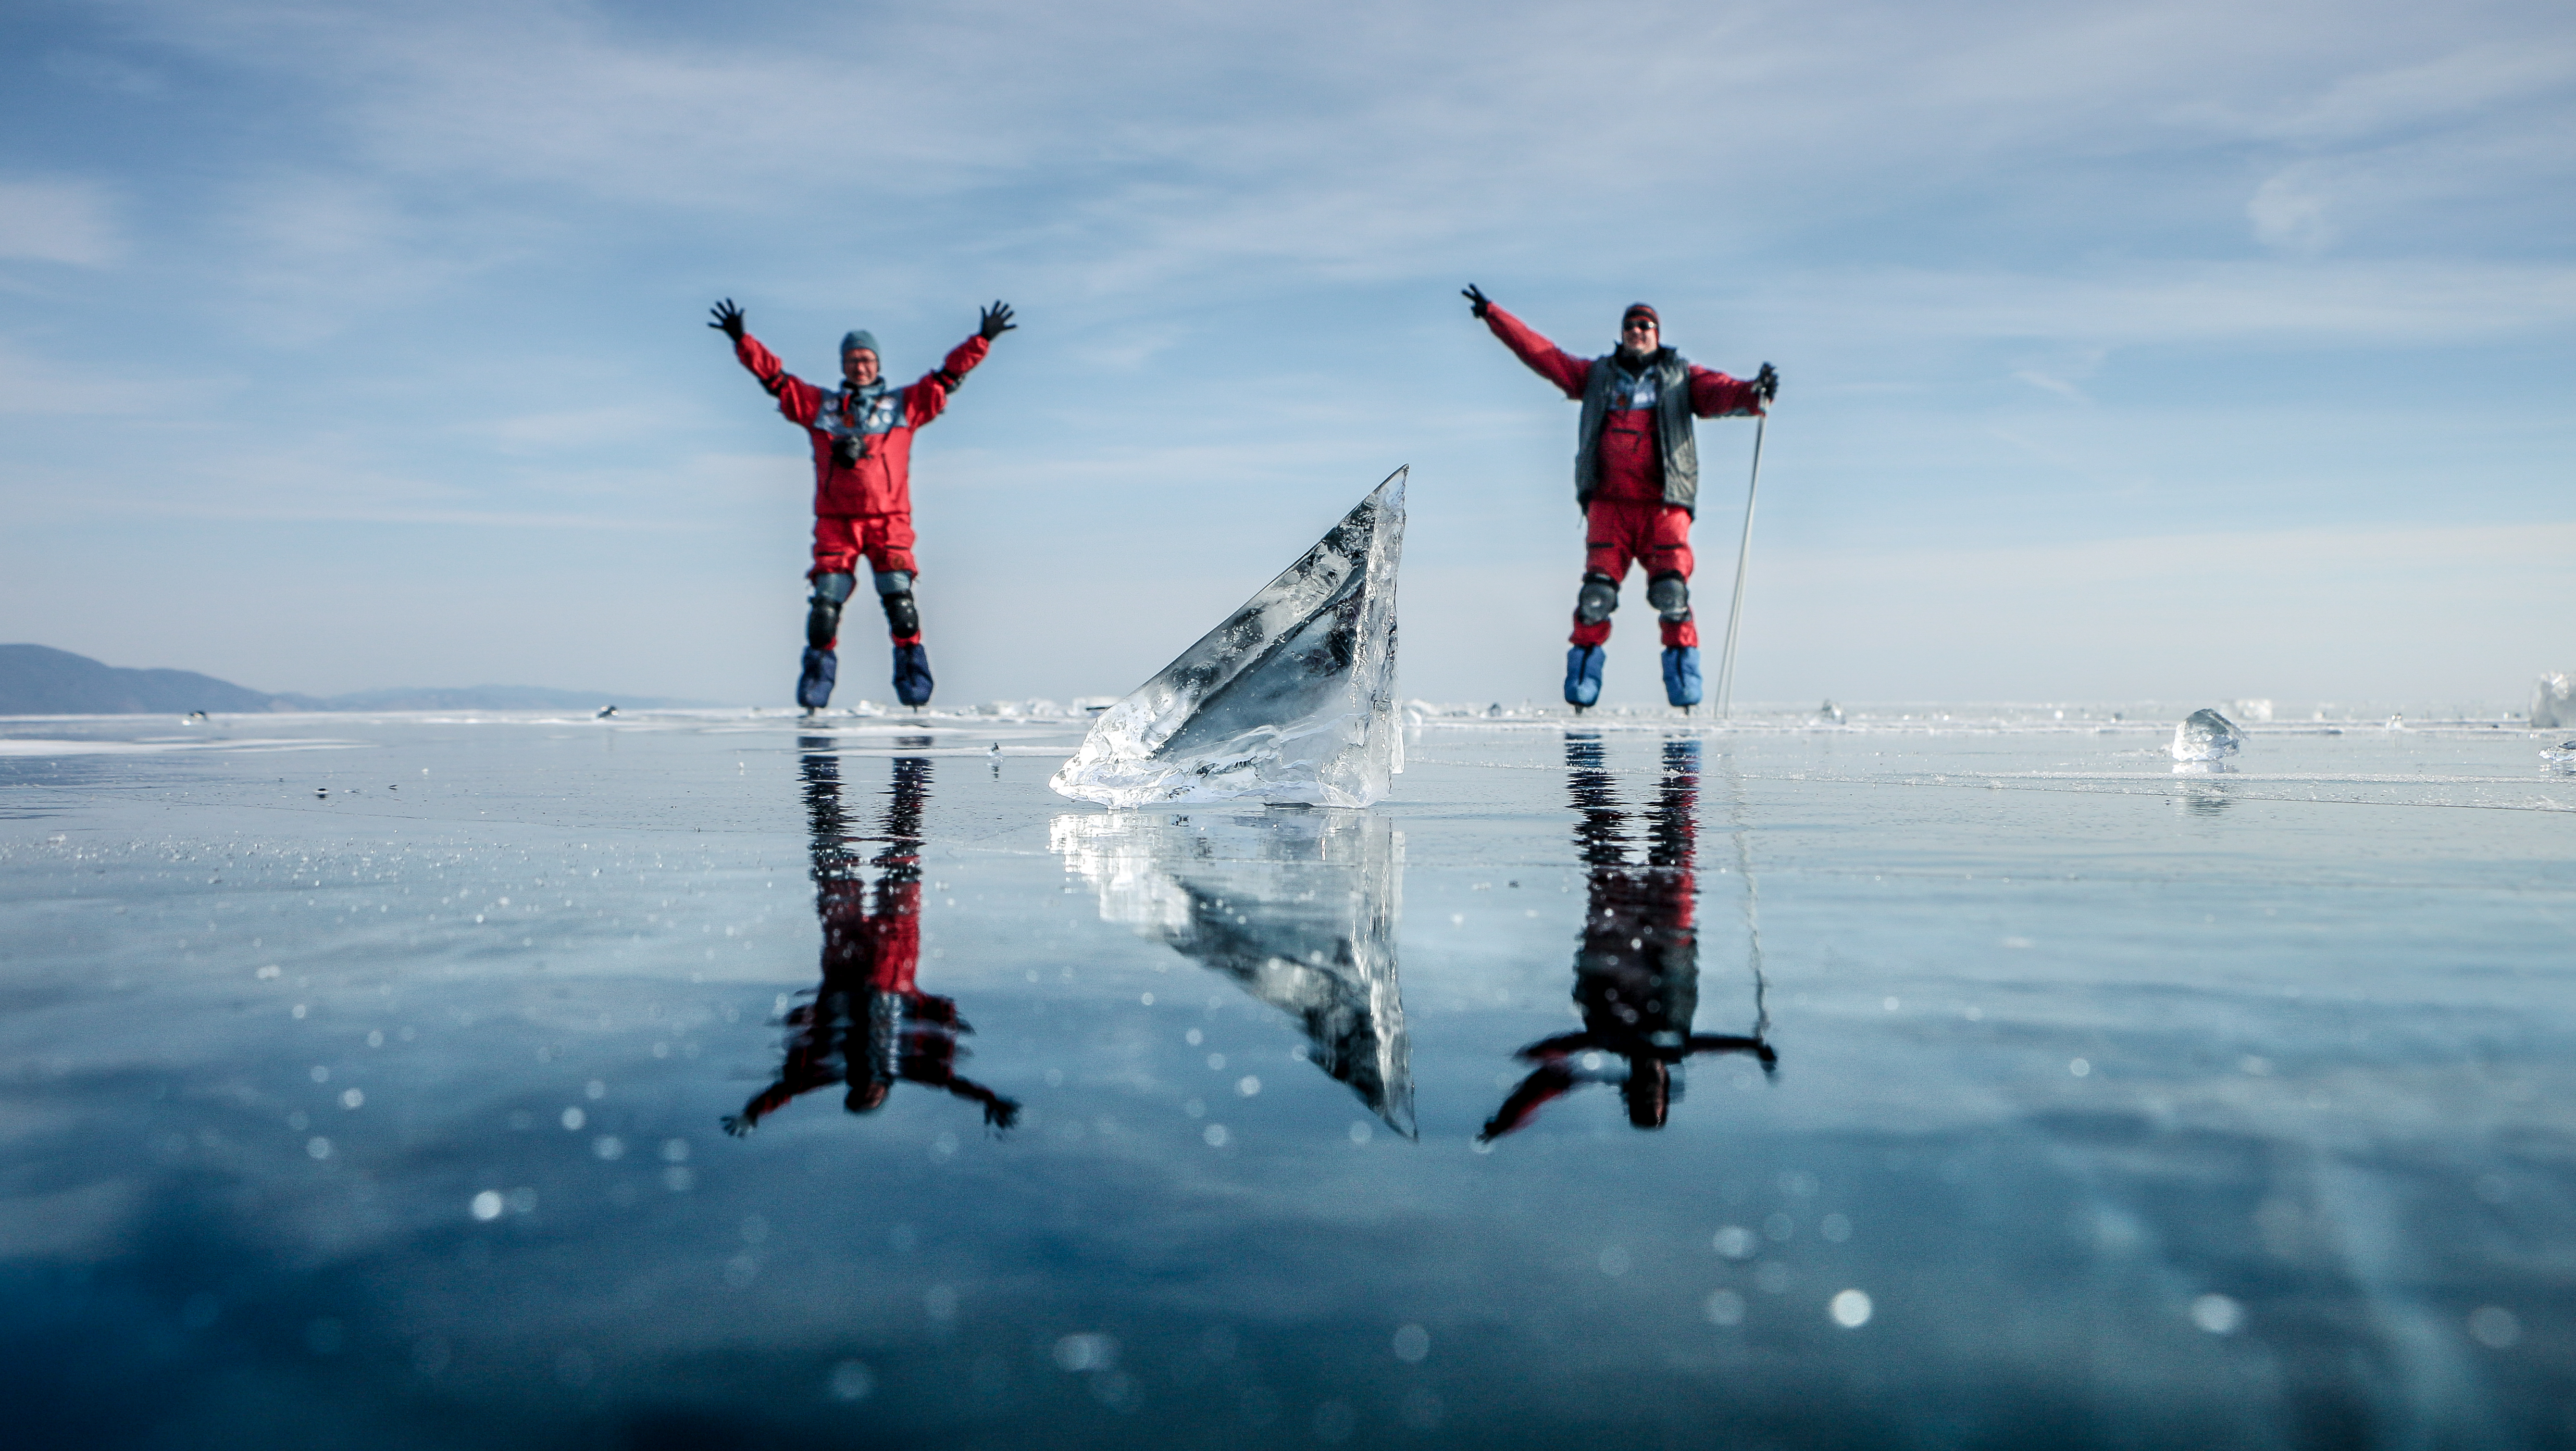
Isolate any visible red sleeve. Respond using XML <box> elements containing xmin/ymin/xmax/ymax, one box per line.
<box><xmin>1482</xmin><ymin>305</ymin><xmax>1592</xmax><ymax>400</ymax></box>
<box><xmin>1479</xmin><ymin>1063</ymin><xmax>1578</xmax><ymax>1141</ymax></box>
<box><xmin>1688</xmin><ymin>365</ymin><xmax>1764</xmax><ymax>419</ymax></box>
<box><xmin>901</xmin><ymin>334</ymin><xmax>993</xmax><ymax>429</ymax></box>
<box><xmin>734</xmin><ymin>332</ymin><xmax>824</xmax><ymax>427</ymax></box>
<box><xmin>734</xmin><ymin>1079</ymin><xmax>796</xmax><ymax>1127</ymax></box>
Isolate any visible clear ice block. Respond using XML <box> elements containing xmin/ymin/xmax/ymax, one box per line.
<box><xmin>2533</xmin><ymin>672</ymin><xmax>2574</xmax><ymax>729</ymax></box>
<box><xmin>2170</xmin><ymin>707</ymin><xmax>2246</xmax><ymax>768</ymax></box>
<box><xmin>1050</xmin><ymin>809</ymin><xmax>1415</xmax><ymax>1137</ymax></box>
<box><xmin>1049</xmin><ymin>469</ymin><xmax>1404</xmax><ymax>808</ymax></box>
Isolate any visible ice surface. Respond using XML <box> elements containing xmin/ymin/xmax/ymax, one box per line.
<box><xmin>1051</xmin><ymin>809</ymin><xmax>1413</xmax><ymax>1136</ymax></box>
<box><xmin>2533</xmin><ymin>671</ymin><xmax>2574</xmax><ymax>728</ymax></box>
<box><xmin>1050</xmin><ymin>469</ymin><xmax>1404</xmax><ymax>808</ymax></box>
<box><xmin>2170</xmin><ymin>706</ymin><xmax>2245</xmax><ymax>767</ymax></box>
<box><xmin>7</xmin><ymin>709</ymin><xmax>2576</xmax><ymax>1447</ymax></box>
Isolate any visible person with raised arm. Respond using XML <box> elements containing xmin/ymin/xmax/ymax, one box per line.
<box><xmin>709</xmin><ymin>298</ymin><xmax>1016</xmax><ymax>711</ymax></box>
<box><xmin>1464</xmin><ymin>286</ymin><xmax>1774</xmax><ymax>711</ymax></box>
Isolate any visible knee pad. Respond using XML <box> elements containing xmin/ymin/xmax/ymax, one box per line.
<box><xmin>807</xmin><ymin>573</ymin><xmax>855</xmax><ymax>648</ymax></box>
<box><xmin>1647</xmin><ymin>572</ymin><xmax>1692</xmax><ymax>623</ymax></box>
<box><xmin>879</xmin><ymin>589</ymin><xmax>920</xmax><ymax>638</ymax></box>
<box><xmin>1575</xmin><ymin>574</ymin><xmax>1620</xmax><ymax>626</ymax></box>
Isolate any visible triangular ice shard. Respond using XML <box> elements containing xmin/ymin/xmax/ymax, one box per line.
<box><xmin>1050</xmin><ymin>468</ymin><xmax>1405</xmax><ymax>808</ymax></box>
<box><xmin>1049</xmin><ymin>810</ymin><xmax>1415</xmax><ymax>1138</ymax></box>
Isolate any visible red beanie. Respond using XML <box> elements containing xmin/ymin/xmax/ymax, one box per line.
<box><xmin>1621</xmin><ymin>302</ymin><xmax>1659</xmax><ymax>329</ymax></box>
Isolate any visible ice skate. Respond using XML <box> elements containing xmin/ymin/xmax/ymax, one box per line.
<box><xmin>796</xmin><ymin>646</ymin><xmax>838</xmax><ymax>710</ymax></box>
<box><xmin>1661</xmin><ymin>645</ymin><xmax>1702</xmax><ymax>709</ymax></box>
<box><xmin>1565</xmin><ymin>645</ymin><xmax>1605</xmax><ymax>711</ymax></box>
<box><xmin>892</xmin><ymin>642</ymin><xmax>934</xmax><ymax>708</ymax></box>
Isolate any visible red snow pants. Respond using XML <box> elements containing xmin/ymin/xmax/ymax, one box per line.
<box><xmin>810</xmin><ymin>513</ymin><xmax>917</xmax><ymax>582</ymax></box>
<box><xmin>1572</xmin><ymin>500</ymin><xmax>1698</xmax><ymax>649</ymax></box>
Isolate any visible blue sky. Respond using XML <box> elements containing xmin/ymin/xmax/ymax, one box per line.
<box><xmin>3</xmin><ymin>0</ymin><xmax>2570</xmax><ymax>709</ymax></box>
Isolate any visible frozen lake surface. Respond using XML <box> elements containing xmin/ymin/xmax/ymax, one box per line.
<box><xmin>3</xmin><ymin>705</ymin><xmax>2571</xmax><ymax>1448</ymax></box>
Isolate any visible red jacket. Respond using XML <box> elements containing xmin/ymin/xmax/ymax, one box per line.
<box><xmin>733</xmin><ymin>331</ymin><xmax>990</xmax><ymax>518</ymax></box>
<box><xmin>1484</xmin><ymin>304</ymin><xmax>1762</xmax><ymax>507</ymax></box>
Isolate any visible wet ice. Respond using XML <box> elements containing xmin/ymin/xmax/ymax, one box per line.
<box><xmin>1049</xmin><ymin>470</ymin><xmax>1404</xmax><ymax>808</ymax></box>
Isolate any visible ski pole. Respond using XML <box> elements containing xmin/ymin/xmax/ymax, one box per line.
<box><xmin>1713</xmin><ymin>413</ymin><xmax>1767</xmax><ymax>718</ymax></box>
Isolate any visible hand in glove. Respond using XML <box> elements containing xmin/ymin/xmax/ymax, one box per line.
<box><xmin>979</xmin><ymin>301</ymin><xmax>1017</xmax><ymax>341</ymax></box>
<box><xmin>1752</xmin><ymin>363</ymin><xmax>1779</xmax><ymax>403</ymax></box>
<box><xmin>1461</xmin><ymin>283</ymin><xmax>1492</xmax><ymax>319</ymax></box>
<box><xmin>721</xmin><ymin>1114</ymin><xmax>754</xmax><ymax>1138</ymax></box>
<box><xmin>708</xmin><ymin>298</ymin><xmax>746</xmax><ymax>341</ymax></box>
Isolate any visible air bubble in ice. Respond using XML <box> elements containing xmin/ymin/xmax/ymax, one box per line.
<box><xmin>2170</xmin><ymin>708</ymin><xmax>2244</xmax><ymax>769</ymax></box>
<box><xmin>1051</xmin><ymin>469</ymin><xmax>1404</xmax><ymax>808</ymax></box>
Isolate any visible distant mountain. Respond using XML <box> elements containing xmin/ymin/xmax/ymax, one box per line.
<box><xmin>0</xmin><ymin>645</ymin><xmax>712</xmax><ymax>715</ymax></box>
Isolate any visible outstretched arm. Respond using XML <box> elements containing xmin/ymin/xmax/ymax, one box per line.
<box><xmin>899</xmin><ymin>302</ymin><xmax>1010</xmax><ymax>428</ymax></box>
<box><xmin>709</xmin><ymin>298</ymin><xmax>824</xmax><ymax>426</ymax></box>
<box><xmin>1480</xmin><ymin>1062</ymin><xmax>1579</xmax><ymax>1141</ymax></box>
<box><xmin>1688</xmin><ymin>362</ymin><xmax>1774</xmax><ymax>419</ymax></box>
<box><xmin>936</xmin><ymin>1073</ymin><xmax>1020</xmax><ymax>1129</ymax></box>
<box><xmin>1468</xmin><ymin>291</ymin><xmax>1591</xmax><ymax>399</ymax></box>
<box><xmin>723</xmin><ymin>1079</ymin><xmax>796</xmax><ymax>1136</ymax></box>
<box><xmin>1684</xmin><ymin>1034</ymin><xmax>1779</xmax><ymax>1071</ymax></box>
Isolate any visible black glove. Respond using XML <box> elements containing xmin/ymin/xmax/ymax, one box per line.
<box><xmin>1752</xmin><ymin>363</ymin><xmax>1779</xmax><ymax>402</ymax></box>
<box><xmin>708</xmin><ymin>298</ymin><xmax>745</xmax><ymax>341</ymax></box>
<box><xmin>979</xmin><ymin>300</ymin><xmax>1017</xmax><ymax>341</ymax></box>
<box><xmin>1462</xmin><ymin>283</ymin><xmax>1492</xmax><ymax>319</ymax></box>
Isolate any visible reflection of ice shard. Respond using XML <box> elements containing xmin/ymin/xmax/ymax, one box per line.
<box><xmin>2171</xmin><ymin>708</ymin><xmax>2245</xmax><ymax>769</ymax></box>
<box><xmin>1049</xmin><ymin>810</ymin><xmax>1414</xmax><ymax>1137</ymax></box>
<box><xmin>1050</xmin><ymin>470</ymin><xmax>1404</xmax><ymax>808</ymax></box>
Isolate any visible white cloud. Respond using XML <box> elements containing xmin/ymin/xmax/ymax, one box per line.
<box><xmin>2248</xmin><ymin>169</ymin><xmax>2339</xmax><ymax>253</ymax></box>
<box><xmin>0</xmin><ymin>178</ymin><xmax>124</xmax><ymax>266</ymax></box>
<box><xmin>2233</xmin><ymin>40</ymin><xmax>2576</xmax><ymax>145</ymax></box>
<box><xmin>0</xmin><ymin>341</ymin><xmax>164</xmax><ymax>414</ymax></box>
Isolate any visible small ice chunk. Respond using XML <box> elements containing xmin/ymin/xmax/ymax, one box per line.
<box><xmin>1052</xmin><ymin>469</ymin><xmax>1405</xmax><ymax>808</ymax></box>
<box><xmin>2170</xmin><ymin>708</ymin><xmax>2244</xmax><ymax>765</ymax></box>
<box><xmin>2533</xmin><ymin>673</ymin><xmax>2574</xmax><ymax>729</ymax></box>
<box><xmin>1818</xmin><ymin>699</ymin><xmax>1844</xmax><ymax>724</ymax></box>
<box><xmin>2544</xmin><ymin>739</ymin><xmax>2576</xmax><ymax>775</ymax></box>
<box><xmin>2227</xmin><ymin>699</ymin><xmax>2273</xmax><ymax>723</ymax></box>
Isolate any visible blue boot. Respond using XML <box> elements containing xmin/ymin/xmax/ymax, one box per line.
<box><xmin>892</xmin><ymin>642</ymin><xmax>934</xmax><ymax>707</ymax></box>
<box><xmin>1564</xmin><ymin>646</ymin><xmax>1605</xmax><ymax>710</ymax></box>
<box><xmin>796</xmin><ymin>646</ymin><xmax>837</xmax><ymax>710</ymax></box>
<box><xmin>1662</xmin><ymin>646</ymin><xmax>1703</xmax><ymax>708</ymax></box>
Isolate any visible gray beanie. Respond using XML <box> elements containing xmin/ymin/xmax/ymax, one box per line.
<box><xmin>840</xmin><ymin>329</ymin><xmax>879</xmax><ymax>357</ymax></box>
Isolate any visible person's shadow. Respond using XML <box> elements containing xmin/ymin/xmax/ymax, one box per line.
<box><xmin>1481</xmin><ymin>735</ymin><xmax>1774</xmax><ymax>1142</ymax></box>
<box><xmin>725</xmin><ymin>740</ymin><xmax>1018</xmax><ymax>1135</ymax></box>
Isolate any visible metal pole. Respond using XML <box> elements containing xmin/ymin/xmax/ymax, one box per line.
<box><xmin>1713</xmin><ymin>414</ymin><xmax>1767</xmax><ymax>718</ymax></box>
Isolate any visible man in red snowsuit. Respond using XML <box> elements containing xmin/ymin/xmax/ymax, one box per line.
<box><xmin>709</xmin><ymin>298</ymin><xmax>1016</xmax><ymax>710</ymax></box>
<box><xmin>1464</xmin><ymin>286</ymin><xmax>1776</xmax><ymax>709</ymax></box>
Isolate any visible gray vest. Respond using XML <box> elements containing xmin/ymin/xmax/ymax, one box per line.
<box><xmin>1574</xmin><ymin>350</ymin><xmax>1698</xmax><ymax>513</ymax></box>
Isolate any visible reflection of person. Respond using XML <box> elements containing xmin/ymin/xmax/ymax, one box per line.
<box><xmin>1481</xmin><ymin>736</ymin><xmax>1772</xmax><ymax>1141</ymax></box>
<box><xmin>725</xmin><ymin>744</ymin><xmax>1018</xmax><ymax>1134</ymax></box>
<box><xmin>708</xmin><ymin>298</ymin><xmax>1017</xmax><ymax>712</ymax></box>
<box><xmin>1462</xmin><ymin>286</ymin><xmax>1774</xmax><ymax>711</ymax></box>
